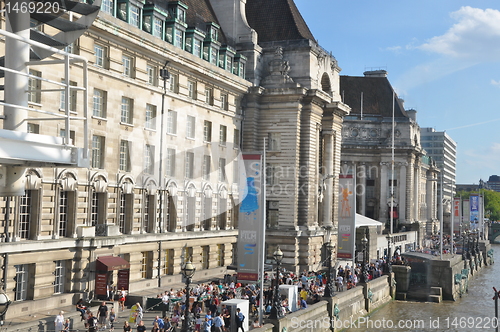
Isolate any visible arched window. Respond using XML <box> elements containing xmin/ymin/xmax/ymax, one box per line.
<box><xmin>321</xmin><ymin>72</ymin><xmax>331</xmax><ymax>93</ymax></box>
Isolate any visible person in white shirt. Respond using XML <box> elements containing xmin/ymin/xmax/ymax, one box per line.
<box><xmin>335</xmin><ymin>275</ymin><xmax>344</xmax><ymax>292</ymax></box>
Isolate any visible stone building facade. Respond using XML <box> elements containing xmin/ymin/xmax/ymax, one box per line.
<box><xmin>0</xmin><ymin>0</ymin><xmax>348</xmax><ymax>318</ymax></box>
<box><xmin>340</xmin><ymin>71</ymin><xmax>439</xmax><ymax>244</ymax></box>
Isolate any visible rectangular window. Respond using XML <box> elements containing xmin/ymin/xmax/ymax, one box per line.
<box><xmin>27</xmin><ymin>123</ymin><xmax>39</xmax><ymax>134</ymax></box>
<box><xmin>233</xmin><ymin>129</ymin><xmax>240</xmax><ymax>148</ymax></box>
<box><xmin>145</xmin><ymin>104</ymin><xmax>156</xmax><ymax>129</ymax></box>
<box><xmin>169</xmin><ymin>73</ymin><xmax>179</xmax><ymax>93</ymax></box>
<box><xmin>185</xmin><ymin>37</ymin><xmax>193</xmax><ymax>53</ymax></box>
<box><xmin>60</xmin><ymin>80</ymin><xmax>77</xmax><ymax>113</ymax></box>
<box><xmin>93</xmin><ymin>89</ymin><xmax>107</xmax><ymax>118</ymax></box>
<box><xmin>203</xmin><ymin>46</ymin><xmax>209</xmax><ymax>61</ymax></box>
<box><xmin>65</xmin><ymin>42</ymin><xmax>76</xmax><ymax>54</ymax></box>
<box><xmin>205</xmin><ymin>87</ymin><xmax>213</xmax><ymax>105</ymax></box>
<box><xmin>121</xmin><ymin>97</ymin><xmax>133</xmax><ymax>124</ymax></box>
<box><xmin>90</xmin><ymin>192</ymin><xmax>99</xmax><ymax>226</ymax></box>
<box><xmin>94</xmin><ymin>44</ymin><xmax>107</xmax><ymax>68</ymax></box>
<box><xmin>91</xmin><ymin>135</ymin><xmax>105</xmax><ymax>169</ymax></box>
<box><xmin>143</xmin><ymin>194</ymin><xmax>153</xmax><ymax>233</ymax></box>
<box><xmin>219</xmin><ymin>125</ymin><xmax>227</xmax><ymax>146</ymax></box>
<box><xmin>239</xmin><ymin>62</ymin><xmax>245</xmax><ymax>78</ymax></box>
<box><xmin>202</xmin><ymin>246</ymin><xmax>209</xmax><ymax>269</ymax></box>
<box><xmin>129</xmin><ymin>4</ymin><xmax>140</xmax><ymax>27</ymax></box>
<box><xmin>18</xmin><ymin>190</ymin><xmax>32</xmax><ymax>239</ymax></box>
<box><xmin>203</xmin><ymin>155</ymin><xmax>211</xmax><ymax>181</ymax></box>
<box><xmin>211</xmin><ymin>48</ymin><xmax>218</xmax><ymax>65</ymax></box>
<box><xmin>175</xmin><ymin>29</ymin><xmax>184</xmax><ymax>48</ymax></box>
<box><xmin>266</xmin><ymin>164</ymin><xmax>278</xmax><ymax>186</ymax></box>
<box><xmin>268</xmin><ymin>132</ymin><xmax>281</xmax><ymax>151</ymax></box>
<box><xmin>140</xmin><ymin>252</ymin><xmax>148</xmax><ymax>279</ymax></box>
<box><xmin>153</xmin><ymin>17</ymin><xmax>163</xmax><ymax>38</ymax></box>
<box><xmin>166</xmin><ymin>148</ymin><xmax>176</xmax><ymax>177</ymax></box>
<box><xmin>167</xmin><ymin>110</ymin><xmax>177</xmax><ymax>134</ymax></box>
<box><xmin>185</xmin><ymin>151</ymin><xmax>194</xmax><ymax>179</ymax></box>
<box><xmin>118</xmin><ymin>193</ymin><xmax>127</xmax><ymax>233</ymax></box>
<box><xmin>122</xmin><ymin>54</ymin><xmax>133</xmax><ymax>77</ymax></box>
<box><xmin>119</xmin><ymin>140</ymin><xmax>131</xmax><ymax>172</ymax></box>
<box><xmin>166</xmin><ymin>26</ymin><xmax>173</xmax><ymax>44</ymax></box>
<box><xmin>203</xmin><ymin>120</ymin><xmax>212</xmax><ymax>142</ymax></box>
<box><xmin>15</xmin><ymin>264</ymin><xmax>28</xmax><ymax>301</ymax></box>
<box><xmin>147</xmin><ymin>64</ymin><xmax>156</xmax><ymax>86</ymax></box>
<box><xmin>144</xmin><ymin>144</ymin><xmax>155</xmax><ymax>175</ymax></box>
<box><xmin>54</xmin><ymin>260</ymin><xmax>65</xmax><ymax>294</ymax></box>
<box><xmin>187</xmin><ymin>80</ymin><xmax>197</xmax><ymax>99</ymax></box>
<box><xmin>163</xmin><ymin>249</ymin><xmax>173</xmax><ymax>275</ymax></box>
<box><xmin>220</xmin><ymin>93</ymin><xmax>228</xmax><ymax>110</ymax></box>
<box><xmin>101</xmin><ymin>0</ymin><xmax>113</xmax><ymax>14</ymax></box>
<box><xmin>219</xmin><ymin>158</ymin><xmax>226</xmax><ymax>182</ymax></box>
<box><xmin>28</xmin><ymin>70</ymin><xmax>41</xmax><ymax>104</ymax></box>
<box><xmin>389</xmin><ymin>179</ymin><xmax>398</xmax><ymax>187</ymax></box>
<box><xmin>59</xmin><ymin>191</ymin><xmax>68</xmax><ymax>237</ymax></box>
<box><xmin>186</xmin><ymin>115</ymin><xmax>195</xmax><ymax>139</ymax></box>
<box><xmin>193</xmin><ymin>39</ymin><xmax>202</xmax><ymax>57</ymax></box>
<box><xmin>59</xmin><ymin>129</ymin><xmax>75</xmax><ymax>144</ymax></box>
<box><xmin>218</xmin><ymin>244</ymin><xmax>224</xmax><ymax>267</ymax></box>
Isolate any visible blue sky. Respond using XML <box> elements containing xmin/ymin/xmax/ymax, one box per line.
<box><xmin>294</xmin><ymin>0</ymin><xmax>500</xmax><ymax>184</ymax></box>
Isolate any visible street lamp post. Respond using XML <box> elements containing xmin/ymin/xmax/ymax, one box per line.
<box><xmin>324</xmin><ymin>242</ymin><xmax>335</xmax><ymax>297</ymax></box>
<box><xmin>360</xmin><ymin>232</ymin><xmax>369</xmax><ymax>283</ymax></box>
<box><xmin>462</xmin><ymin>229</ymin><xmax>469</xmax><ymax>268</ymax></box>
<box><xmin>470</xmin><ymin>231</ymin><xmax>476</xmax><ymax>257</ymax></box>
<box><xmin>181</xmin><ymin>261</ymin><xmax>196</xmax><ymax>332</ymax></box>
<box><xmin>0</xmin><ymin>283</ymin><xmax>11</xmax><ymax>327</ymax></box>
<box><xmin>270</xmin><ymin>246</ymin><xmax>284</xmax><ymax>319</ymax></box>
<box><xmin>157</xmin><ymin>61</ymin><xmax>169</xmax><ymax>288</ymax></box>
<box><xmin>385</xmin><ymin>233</ymin><xmax>392</xmax><ymax>274</ymax></box>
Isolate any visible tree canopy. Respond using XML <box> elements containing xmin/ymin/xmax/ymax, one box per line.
<box><xmin>456</xmin><ymin>189</ymin><xmax>500</xmax><ymax>221</ymax></box>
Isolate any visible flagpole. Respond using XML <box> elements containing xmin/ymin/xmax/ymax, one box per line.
<box><xmin>259</xmin><ymin>138</ymin><xmax>267</xmax><ymax>326</ymax></box>
<box><xmin>390</xmin><ymin>91</ymin><xmax>395</xmax><ymax>235</ymax></box>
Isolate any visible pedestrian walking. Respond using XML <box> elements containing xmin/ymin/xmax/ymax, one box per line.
<box><xmin>135</xmin><ymin>303</ymin><xmax>143</xmax><ymax>326</ymax></box>
<box><xmin>54</xmin><ymin>311</ymin><xmax>65</xmax><ymax>332</ymax></box>
<box><xmin>119</xmin><ymin>288</ymin><xmax>127</xmax><ymax>311</ymax></box>
<box><xmin>235</xmin><ymin>308</ymin><xmax>245</xmax><ymax>332</ymax></box>
<box><xmin>98</xmin><ymin>301</ymin><xmax>109</xmax><ymax>329</ymax></box>
<box><xmin>109</xmin><ymin>307</ymin><xmax>117</xmax><ymax>331</ymax></box>
<box><xmin>88</xmin><ymin>312</ymin><xmax>98</xmax><ymax>332</ymax></box>
<box><xmin>213</xmin><ymin>312</ymin><xmax>224</xmax><ymax>332</ymax></box>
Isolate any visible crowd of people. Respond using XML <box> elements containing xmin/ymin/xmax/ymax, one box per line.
<box><xmin>68</xmin><ymin>260</ymin><xmax>404</xmax><ymax>332</ymax></box>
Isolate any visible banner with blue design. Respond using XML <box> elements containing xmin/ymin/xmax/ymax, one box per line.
<box><xmin>237</xmin><ymin>154</ymin><xmax>263</xmax><ymax>281</ymax></box>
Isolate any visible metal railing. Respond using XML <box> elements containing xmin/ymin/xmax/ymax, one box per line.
<box><xmin>0</xmin><ymin>28</ymin><xmax>89</xmax><ymax>160</ymax></box>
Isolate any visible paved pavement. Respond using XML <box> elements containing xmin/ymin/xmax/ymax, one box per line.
<box><xmin>3</xmin><ymin>274</ymin><xmax>230</xmax><ymax>331</ymax></box>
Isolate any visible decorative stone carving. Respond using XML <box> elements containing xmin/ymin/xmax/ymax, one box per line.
<box><xmin>261</xmin><ymin>46</ymin><xmax>296</xmax><ymax>87</ymax></box>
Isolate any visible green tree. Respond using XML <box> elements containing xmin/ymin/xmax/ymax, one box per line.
<box><xmin>456</xmin><ymin>189</ymin><xmax>500</xmax><ymax>221</ymax></box>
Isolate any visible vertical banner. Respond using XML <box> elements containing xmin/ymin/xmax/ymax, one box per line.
<box><xmin>470</xmin><ymin>194</ymin><xmax>479</xmax><ymax>232</ymax></box>
<box><xmin>479</xmin><ymin>195</ymin><xmax>484</xmax><ymax>238</ymax></box>
<box><xmin>463</xmin><ymin>199</ymin><xmax>470</xmax><ymax>231</ymax></box>
<box><xmin>337</xmin><ymin>173</ymin><xmax>356</xmax><ymax>259</ymax></box>
<box><xmin>237</xmin><ymin>154</ymin><xmax>263</xmax><ymax>281</ymax></box>
<box><xmin>453</xmin><ymin>197</ymin><xmax>461</xmax><ymax>236</ymax></box>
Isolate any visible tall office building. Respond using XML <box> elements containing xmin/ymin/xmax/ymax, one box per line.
<box><xmin>420</xmin><ymin>127</ymin><xmax>457</xmax><ymax>209</ymax></box>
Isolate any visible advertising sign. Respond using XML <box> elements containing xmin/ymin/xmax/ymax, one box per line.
<box><xmin>237</xmin><ymin>154</ymin><xmax>263</xmax><ymax>281</ymax></box>
<box><xmin>337</xmin><ymin>173</ymin><xmax>356</xmax><ymax>259</ymax></box>
<box><xmin>453</xmin><ymin>197</ymin><xmax>461</xmax><ymax>236</ymax></box>
<box><xmin>470</xmin><ymin>194</ymin><xmax>480</xmax><ymax>231</ymax></box>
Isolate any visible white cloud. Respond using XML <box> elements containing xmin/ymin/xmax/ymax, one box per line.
<box><xmin>492</xmin><ymin>79</ymin><xmax>500</xmax><ymax>87</ymax></box>
<box><xmin>418</xmin><ymin>6</ymin><xmax>500</xmax><ymax>61</ymax></box>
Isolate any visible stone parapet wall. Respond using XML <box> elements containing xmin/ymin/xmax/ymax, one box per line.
<box><xmin>262</xmin><ymin>278</ymin><xmax>393</xmax><ymax>332</ymax></box>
